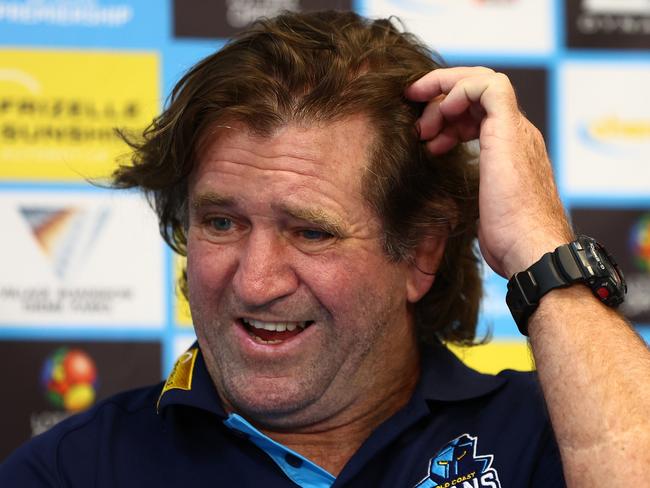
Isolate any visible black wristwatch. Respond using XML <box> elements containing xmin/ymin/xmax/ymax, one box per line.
<box><xmin>506</xmin><ymin>235</ymin><xmax>626</xmax><ymax>336</ymax></box>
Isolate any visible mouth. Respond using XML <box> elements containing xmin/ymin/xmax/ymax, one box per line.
<box><xmin>240</xmin><ymin>318</ymin><xmax>314</xmax><ymax>345</ymax></box>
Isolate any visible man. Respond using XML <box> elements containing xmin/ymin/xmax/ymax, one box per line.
<box><xmin>1</xmin><ymin>10</ymin><xmax>649</xmax><ymax>487</ymax></box>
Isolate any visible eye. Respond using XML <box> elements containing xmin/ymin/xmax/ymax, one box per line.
<box><xmin>298</xmin><ymin>229</ymin><xmax>333</xmax><ymax>241</ymax></box>
<box><xmin>209</xmin><ymin>217</ymin><xmax>233</xmax><ymax>232</ymax></box>
<box><xmin>197</xmin><ymin>215</ymin><xmax>244</xmax><ymax>244</ymax></box>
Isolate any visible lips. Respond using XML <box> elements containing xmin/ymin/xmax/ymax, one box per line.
<box><xmin>241</xmin><ymin>318</ymin><xmax>313</xmax><ymax>344</ymax></box>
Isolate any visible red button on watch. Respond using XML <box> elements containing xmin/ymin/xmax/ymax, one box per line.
<box><xmin>596</xmin><ymin>287</ymin><xmax>610</xmax><ymax>300</ymax></box>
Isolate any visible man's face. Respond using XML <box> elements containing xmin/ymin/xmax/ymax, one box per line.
<box><xmin>187</xmin><ymin>116</ymin><xmax>425</xmax><ymax>428</ymax></box>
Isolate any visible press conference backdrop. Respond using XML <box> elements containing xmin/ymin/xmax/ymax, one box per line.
<box><xmin>0</xmin><ymin>0</ymin><xmax>648</xmax><ymax>460</ymax></box>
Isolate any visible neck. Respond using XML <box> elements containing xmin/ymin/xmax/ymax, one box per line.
<box><xmin>258</xmin><ymin>358</ymin><xmax>420</xmax><ymax>476</ymax></box>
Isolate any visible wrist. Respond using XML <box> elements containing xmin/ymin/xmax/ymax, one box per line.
<box><xmin>502</xmin><ymin>233</ymin><xmax>573</xmax><ymax>279</ymax></box>
<box><xmin>505</xmin><ymin>236</ymin><xmax>626</xmax><ymax>336</ymax></box>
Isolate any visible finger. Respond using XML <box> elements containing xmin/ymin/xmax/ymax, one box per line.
<box><xmin>440</xmin><ymin>72</ymin><xmax>516</xmax><ymax>119</ymax></box>
<box><xmin>424</xmin><ymin>117</ymin><xmax>480</xmax><ymax>155</ymax></box>
<box><xmin>405</xmin><ymin>66</ymin><xmax>495</xmax><ymax>102</ymax></box>
<box><xmin>417</xmin><ymin>95</ymin><xmax>444</xmax><ymax>141</ymax></box>
<box><xmin>425</xmin><ymin>129</ymin><xmax>459</xmax><ymax>155</ymax></box>
<box><xmin>417</xmin><ymin>92</ymin><xmax>484</xmax><ymax>142</ymax></box>
<box><xmin>438</xmin><ymin>74</ymin><xmax>492</xmax><ymax>119</ymax></box>
<box><xmin>416</xmin><ymin>76</ymin><xmax>493</xmax><ymax>142</ymax></box>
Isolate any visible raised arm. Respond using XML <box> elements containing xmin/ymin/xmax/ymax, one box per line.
<box><xmin>406</xmin><ymin>67</ymin><xmax>650</xmax><ymax>486</ymax></box>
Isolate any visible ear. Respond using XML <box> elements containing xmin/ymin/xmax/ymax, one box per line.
<box><xmin>406</xmin><ymin>234</ymin><xmax>447</xmax><ymax>304</ymax></box>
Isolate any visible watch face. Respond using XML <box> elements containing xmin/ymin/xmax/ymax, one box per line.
<box><xmin>579</xmin><ymin>237</ymin><xmax>627</xmax><ymax>304</ymax></box>
<box><xmin>586</xmin><ymin>240</ymin><xmax>606</xmax><ymax>274</ymax></box>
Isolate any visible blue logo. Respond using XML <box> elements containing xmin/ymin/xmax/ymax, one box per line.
<box><xmin>415</xmin><ymin>434</ymin><xmax>501</xmax><ymax>488</ymax></box>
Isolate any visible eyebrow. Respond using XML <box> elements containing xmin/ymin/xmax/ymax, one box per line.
<box><xmin>277</xmin><ymin>204</ymin><xmax>347</xmax><ymax>237</ymax></box>
<box><xmin>191</xmin><ymin>192</ymin><xmax>236</xmax><ymax>210</ymax></box>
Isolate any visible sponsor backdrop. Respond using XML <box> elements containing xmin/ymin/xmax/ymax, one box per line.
<box><xmin>0</xmin><ymin>0</ymin><xmax>648</xmax><ymax>458</ymax></box>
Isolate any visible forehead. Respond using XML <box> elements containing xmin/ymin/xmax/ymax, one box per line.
<box><xmin>189</xmin><ymin>116</ymin><xmax>375</xmax><ymax>207</ymax></box>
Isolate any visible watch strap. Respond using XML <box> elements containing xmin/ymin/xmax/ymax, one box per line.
<box><xmin>506</xmin><ymin>242</ymin><xmax>588</xmax><ymax>336</ymax></box>
<box><xmin>507</xmin><ymin>251</ymin><xmax>566</xmax><ymax>335</ymax></box>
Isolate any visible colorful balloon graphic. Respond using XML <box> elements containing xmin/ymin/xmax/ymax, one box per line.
<box><xmin>40</xmin><ymin>348</ymin><xmax>98</xmax><ymax>412</ymax></box>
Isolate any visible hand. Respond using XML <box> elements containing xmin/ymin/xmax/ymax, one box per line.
<box><xmin>405</xmin><ymin>67</ymin><xmax>573</xmax><ymax>278</ymax></box>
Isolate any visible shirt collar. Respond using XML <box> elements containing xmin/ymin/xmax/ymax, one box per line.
<box><xmin>416</xmin><ymin>340</ymin><xmax>507</xmax><ymax>403</ymax></box>
<box><xmin>157</xmin><ymin>339</ymin><xmax>506</xmax><ymax>416</ymax></box>
<box><xmin>156</xmin><ymin>343</ymin><xmax>225</xmax><ymax>417</ymax></box>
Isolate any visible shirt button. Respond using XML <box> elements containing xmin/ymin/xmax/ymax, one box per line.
<box><xmin>284</xmin><ymin>453</ymin><xmax>303</xmax><ymax>468</ymax></box>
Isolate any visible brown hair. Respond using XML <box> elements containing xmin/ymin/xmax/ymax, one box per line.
<box><xmin>113</xmin><ymin>10</ymin><xmax>482</xmax><ymax>345</ymax></box>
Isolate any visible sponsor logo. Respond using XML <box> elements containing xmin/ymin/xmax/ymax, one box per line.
<box><xmin>0</xmin><ymin>340</ymin><xmax>161</xmax><ymax>458</ymax></box>
<box><xmin>40</xmin><ymin>347</ymin><xmax>98</xmax><ymax>412</ymax></box>
<box><xmin>568</xmin><ymin>0</ymin><xmax>650</xmax><ymax>46</ymax></box>
<box><xmin>31</xmin><ymin>346</ymin><xmax>99</xmax><ymax>436</ymax></box>
<box><xmin>0</xmin><ymin>49</ymin><xmax>158</xmax><ymax>180</ymax></box>
<box><xmin>19</xmin><ymin>205</ymin><xmax>109</xmax><ymax>279</ymax></box>
<box><xmin>630</xmin><ymin>213</ymin><xmax>650</xmax><ymax>272</ymax></box>
<box><xmin>0</xmin><ymin>192</ymin><xmax>164</xmax><ymax>326</ymax></box>
<box><xmin>29</xmin><ymin>410</ymin><xmax>70</xmax><ymax>437</ymax></box>
<box><xmin>583</xmin><ymin>0</ymin><xmax>650</xmax><ymax>16</ymax></box>
<box><xmin>2</xmin><ymin>203</ymin><xmax>131</xmax><ymax>314</ymax></box>
<box><xmin>577</xmin><ymin>116</ymin><xmax>650</xmax><ymax>156</ymax></box>
<box><xmin>0</xmin><ymin>0</ymin><xmax>133</xmax><ymax>28</ymax></box>
<box><xmin>584</xmin><ymin>116</ymin><xmax>650</xmax><ymax>142</ymax></box>
<box><xmin>225</xmin><ymin>0</ymin><xmax>299</xmax><ymax>29</ymax></box>
<box><xmin>173</xmin><ymin>0</ymin><xmax>351</xmax><ymax>38</ymax></box>
<box><xmin>415</xmin><ymin>434</ymin><xmax>501</xmax><ymax>488</ymax></box>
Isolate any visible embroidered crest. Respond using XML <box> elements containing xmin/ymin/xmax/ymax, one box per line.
<box><xmin>415</xmin><ymin>434</ymin><xmax>501</xmax><ymax>488</ymax></box>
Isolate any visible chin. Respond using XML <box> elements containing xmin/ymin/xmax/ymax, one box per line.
<box><xmin>224</xmin><ymin>381</ymin><xmax>324</xmax><ymax>427</ymax></box>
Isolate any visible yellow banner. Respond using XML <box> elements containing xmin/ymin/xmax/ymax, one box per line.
<box><xmin>0</xmin><ymin>49</ymin><xmax>159</xmax><ymax>180</ymax></box>
<box><xmin>448</xmin><ymin>340</ymin><xmax>535</xmax><ymax>374</ymax></box>
<box><xmin>175</xmin><ymin>256</ymin><xmax>193</xmax><ymax>327</ymax></box>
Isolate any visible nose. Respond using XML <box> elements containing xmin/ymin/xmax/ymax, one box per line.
<box><xmin>232</xmin><ymin>229</ymin><xmax>299</xmax><ymax>308</ymax></box>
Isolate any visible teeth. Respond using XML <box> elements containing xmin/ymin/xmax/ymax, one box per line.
<box><xmin>254</xmin><ymin>337</ymin><xmax>282</xmax><ymax>345</ymax></box>
<box><xmin>243</xmin><ymin>318</ymin><xmax>309</xmax><ymax>332</ymax></box>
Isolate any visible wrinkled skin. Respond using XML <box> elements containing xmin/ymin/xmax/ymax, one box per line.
<box><xmin>186</xmin><ymin>116</ymin><xmax>437</xmax><ymax>433</ymax></box>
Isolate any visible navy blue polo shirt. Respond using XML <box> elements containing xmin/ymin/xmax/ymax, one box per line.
<box><xmin>0</xmin><ymin>342</ymin><xmax>565</xmax><ymax>487</ymax></box>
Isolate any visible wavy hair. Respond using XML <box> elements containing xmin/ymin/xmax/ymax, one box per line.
<box><xmin>113</xmin><ymin>10</ymin><xmax>482</xmax><ymax>345</ymax></box>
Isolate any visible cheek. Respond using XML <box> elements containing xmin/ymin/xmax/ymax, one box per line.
<box><xmin>301</xmin><ymin>251</ymin><xmax>408</xmax><ymax>317</ymax></box>
<box><xmin>186</xmin><ymin>238</ymin><xmax>235</xmax><ymax>297</ymax></box>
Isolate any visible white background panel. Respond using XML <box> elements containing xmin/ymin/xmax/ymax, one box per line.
<box><xmin>560</xmin><ymin>62</ymin><xmax>650</xmax><ymax>196</ymax></box>
<box><xmin>362</xmin><ymin>0</ymin><xmax>553</xmax><ymax>54</ymax></box>
<box><xmin>0</xmin><ymin>190</ymin><xmax>165</xmax><ymax>327</ymax></box>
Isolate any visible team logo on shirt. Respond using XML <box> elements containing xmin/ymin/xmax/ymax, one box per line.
<box><xmin>414</xmin><ymin>434</ymin><xmax>501</xmax><ymax>488</ymax></box>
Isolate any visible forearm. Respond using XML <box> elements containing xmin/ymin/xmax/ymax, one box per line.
<box><xmin>529</xmin><ymin>285</ymin><xmax>650</xmax><ymax>486</ymax></box>
<box><xmin>405</xmin><ymin>66</ymin><xmax>650</xmax><ymax>485</ymax></box>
